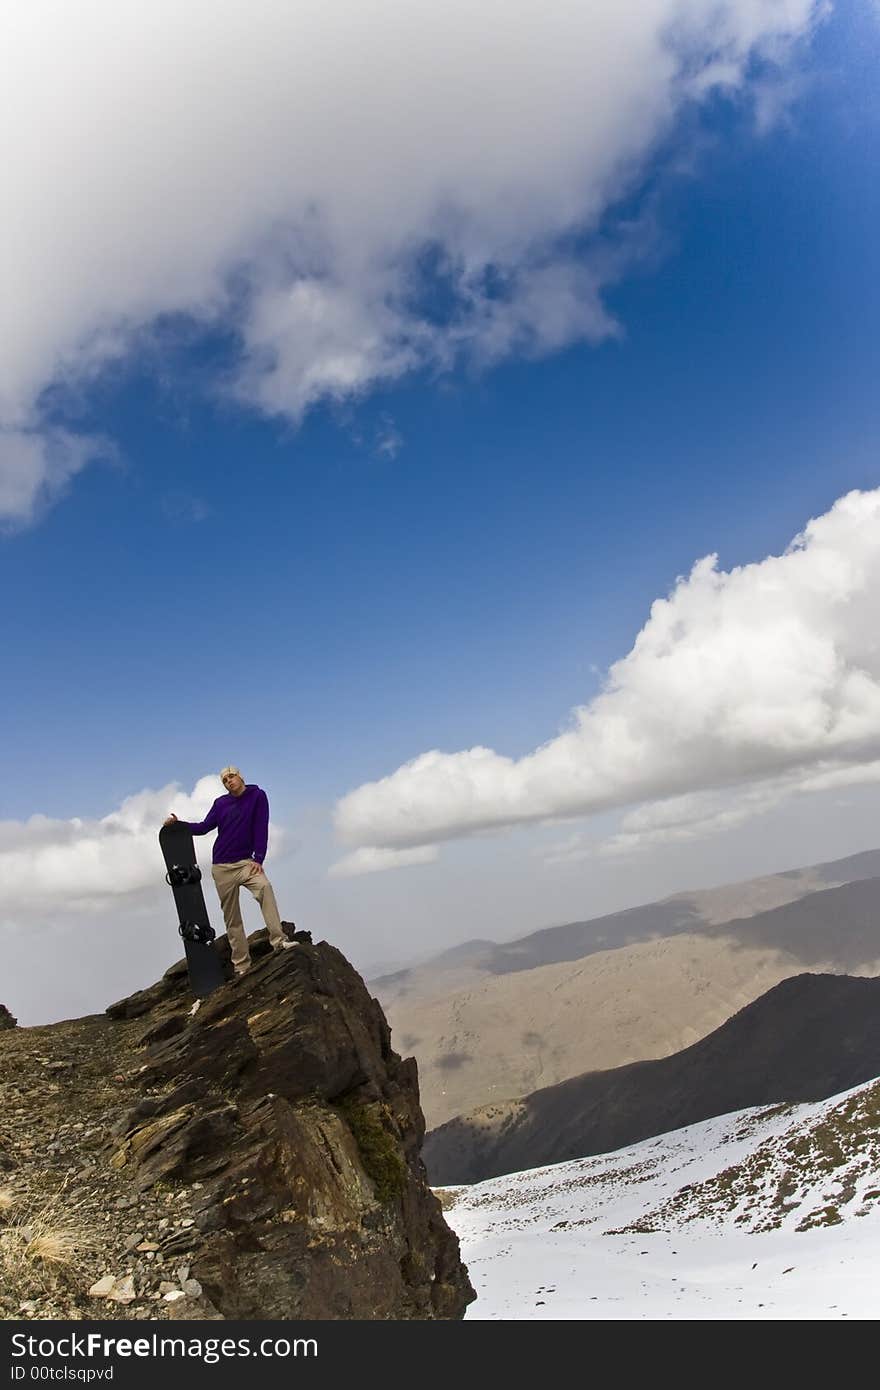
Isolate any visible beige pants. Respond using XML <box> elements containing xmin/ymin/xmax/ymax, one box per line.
<box><xmin>211</xmin><ymin>859</ymin><xmax>285</xmax><ymax>969</ymax></box>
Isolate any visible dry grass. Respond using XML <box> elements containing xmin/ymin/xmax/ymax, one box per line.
<box><xmin>0</xmin><ymin>1186</ymin><xmax>98</xmax><ymax>1299</ymax></box>
<box><xmin>25</xmin><ymin>1229</ymin><xmax>83</xmax><ymax>1269</ymax></box>
<box><xmin>0</xmin><ymin>1187</ymin><xmax>14</xmax><ymax>1218</ymax></box>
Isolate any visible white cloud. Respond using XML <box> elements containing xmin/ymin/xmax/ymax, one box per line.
<box><xmin>0</xmin><ymin>429</ymin><xmax>113</xmax><ymax>530</ymax></box>
<box><xmin>799</xmin><ymin>759</ymin><xmax>880</xmax><ymax>792</ymax></box>
<box><xmin>0</xmin><ymin>776</ymin><xmax>287</xmax><ymax>915</ymax></box>
<box><xmin>374</xmin><ymin>416</ymin><xmax>403</xmax><ymax>461</ymax></box>
<box><xmin>334</xmin><ymin>488</ymin><xmax>880</xmax><ymax>856</ymax></box>
<box><xmin>546</xmin><ymin>756</ymin><xmax>880</xmax><ymax>862</ymax></box>
<box><xmin>328</xmin><ymin>845</ymin><xmax>439</xmax><ymax>879</ymax></box>
<box><xmin>751</xmin><ymin>70</ymin><xmax>812</xmax><ymax>134</ymax></box>
<box><xmin>595</xmin><ymin>781</ymin><xmax>794</xmax><ymax>857</ymax></box>
<box><xmin>0</xmin><ymin>0</ymin><xmax>823</xmax><ymax>520</ymax></box>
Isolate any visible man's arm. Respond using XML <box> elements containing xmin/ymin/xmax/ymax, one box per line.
<box><xmin>174</xmin><ymin>801</ymin><xmax>220</xmax><ymax>836</ymax></box>
<box><xmin>251</xmin><ymin>790</ymin><xmax>269</xmax><ymax>864</ymax></box>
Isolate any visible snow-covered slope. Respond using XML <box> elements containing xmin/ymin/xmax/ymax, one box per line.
<box><xmin>442</xmin><ymin>1077</ymin><xmax>880</xmax><ymax>1319</ymax></box>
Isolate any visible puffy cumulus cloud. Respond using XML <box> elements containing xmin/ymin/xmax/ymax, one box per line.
<box><xmin>0</xmin><ymin>776</ymin><xmax>287</xmax><ymax>915</ymax></box>
<box><xmin>333</xmin><ymin>489</ymin><xmax>880</xmax><ymax>866</ymax></box>
<box><xmin>1</xmin><ymin>0</ymin><xmax>822</xmax><ymax>521</ymax></box>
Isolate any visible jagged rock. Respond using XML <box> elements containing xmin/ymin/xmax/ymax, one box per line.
<box><xmin>2</xmin><ymin>930</ymin><xmax>473</xmax><ymax>1321</ymax></box>
<box><xmin>105</xmin><ymin>934</ymin><xmax>474</xmax><ymax>1319</ymax></box>
<box><xmin>165</xmin><ymin>1290</ymin><xmax>223</xmax><ymax>1320</ymax></box>
<box><xmin>107</xmin><ymin>1276</ymin><xmax>136</xmax><ymax>1304</ymax></box>
<box><xmin>0</xmin><ymin>1005</ymin><xmax>17</xmax><ymax>1030</ymax></box>
<box><xmin>88</xmin><ymin>1275</ymin><xmax>117</xmax><ymax>1298</ymax></box>
<box><xmin>138</xmin><ymin>1015</ymin><xmax>187</xmax><ymax>1047</ymax></box>
<box><xmin>140</xmin><ymin>1017</ymin><xmax>258</xmax><ymax>1089</ymax></box>
<box><xmin>112</xmin><ymin>1103</ymin><xmax>240</xmax><ymax>1190</ymax></box>
<box><xmin>159</xmin><ymin>1229</ymin><xmax>198</xmax><ymax>1257</ymax></box>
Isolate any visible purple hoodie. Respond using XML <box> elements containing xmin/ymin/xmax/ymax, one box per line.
<box><xmin>182</xmin><ymin>784</ymin><xmax>271</xmax><ymax>865</ymax></box>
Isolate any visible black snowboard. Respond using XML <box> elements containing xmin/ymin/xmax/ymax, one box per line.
<box><xmin>159</xmin><ymin>822</ymin><xmax>226</xmax><ymax>998</ymax></box>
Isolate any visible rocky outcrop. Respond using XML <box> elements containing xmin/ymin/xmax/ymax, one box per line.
<box><xmin>105</xmin><ymin>930</ymin><xmax>475</xmax><ymax>1319</ymax></box>
<box><xmin>0</xmin><ymin>1004</ymin><xmax>17</xmax><ymax>1030</ymax></box>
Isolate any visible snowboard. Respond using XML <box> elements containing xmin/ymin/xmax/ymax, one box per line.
<box><xmin>159</xmin><ymin>822</ymin><xmax>226</xmax><ymax>998</ymax></box>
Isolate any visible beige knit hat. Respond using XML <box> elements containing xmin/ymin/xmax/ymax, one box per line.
<box><xmin>220</xmin><ymin>765</ymin><xmax>242</xmax><ymax>781</ymax></box>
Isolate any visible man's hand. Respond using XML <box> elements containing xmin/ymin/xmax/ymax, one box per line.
<box><xmin>248</xmin><ymin>861</ymin><xmax>264</xmax><ymax>879</ymax></box>
<box><xmin>163</xmin><ymin>814</ymin><xmax>178</xmax><ymax>826</ymax></box>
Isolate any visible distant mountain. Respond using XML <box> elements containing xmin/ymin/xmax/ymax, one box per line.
<box><xmin>379</xmin><ymin>873</ymin><xmax>880</xmax><ymax>1128</ymax></box>
<box><xmin>424</xmin><ymin>973</ymin><xmax>880</xmax><ymax>1184</ymax></box>
<box><xmin>488</xmin><ymin>845</ymin><xmax>880</xmax><ymax>974</ymax></box>
<box><xmin>375</xmin><ymin>846</ymin><xmax>880</xmax><ymax>1004</ymax></box>
<box><xmin>372</xmin><ymin>937</ymin><xmax>498</xmax><ymax>985</ymax></box>
<box><xmin>446</xmin><ymin>1074</ymin><xmax>880</xmax><ymax>1320</ymax></box>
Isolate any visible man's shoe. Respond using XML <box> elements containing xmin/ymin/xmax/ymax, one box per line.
<box><xmin>274</xmin><ymin>939</ymin><xmax>299</xmax><ymax>952</ymax></box>
<box><xmin>234</xmin><ymin>963</ymin><xmax>252</xmax><ymax>977</ymax></box>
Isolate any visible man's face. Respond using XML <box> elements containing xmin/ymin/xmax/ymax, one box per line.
<box><xmin>222</xmin><ymin>772</ymin><xmax>245</xmax><ymax>796</ymax></box>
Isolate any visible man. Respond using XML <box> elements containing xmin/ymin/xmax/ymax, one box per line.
<box><xmin>163</xmin><ymin>766</ymin><xmax>295</xmax><ymax>977</ymax></box>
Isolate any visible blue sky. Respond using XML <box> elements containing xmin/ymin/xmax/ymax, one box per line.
<box><xmin>3</xmin><ymin>2</ymin><xmax>880</xmax><ymax>1021</ymax></box>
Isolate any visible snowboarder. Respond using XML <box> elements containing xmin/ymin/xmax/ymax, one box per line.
<box><xmin>163</xmin><ymin>766</ymin><xmax>296</xmax><ymax>976</ymax></box>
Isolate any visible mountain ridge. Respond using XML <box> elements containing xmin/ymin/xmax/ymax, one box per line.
<box><xmin>377</xmin><ymin>860</ymin><xmax>880</xmax><ymax>1127</ymax></box>
<box><xmin>372</xmin><ymin>844</ymin><xmax>880</xmax><ymax>996</ymax></box>
<box><xmin>424</xmin><ymin>972</ymin><xmax>880</xmax><ymax>1184</ymax></box>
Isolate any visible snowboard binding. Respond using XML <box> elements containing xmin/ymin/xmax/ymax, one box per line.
<box><xmin>178</xmin><ymin>920</ymin><xmax>216</xmax><ymax>945</ymax></box>
<box><xmin>166</xmin><ymin>864</ymin><xmax>202</xmax><ymax>887</ymax></box>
